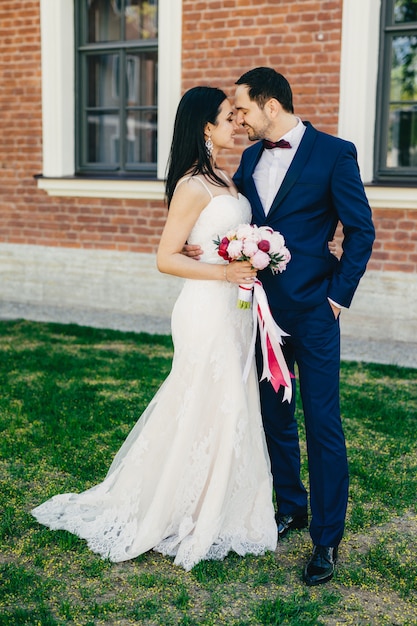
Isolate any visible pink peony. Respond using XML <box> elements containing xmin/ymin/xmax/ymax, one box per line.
<box><xmin>242</xmin><ymin>239</ymin><xmax>259</xmax><ymax>256</ymax></box>
<box><xmin>251</xmin><ymin>249</ymin><xmax>271</xmax><ymax>270</ymax></box>
<box><xmin>272</xmin><ymin>247</ymin><xmax>291</xmax><ymax>273</ymax></box>
<box><xmin>282</xmin><ymin>246</ymin><xmax>291</xmax><ymax>261</ymax></box>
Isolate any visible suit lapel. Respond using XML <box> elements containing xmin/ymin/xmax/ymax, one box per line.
<box><xmin>245</xmin><ymin>142</ymin><xmax>265</xmax><ymax>221</ymax></box>
<box><xmin>267</xmin><ymin>122</ymin><xmax>317</xmax><ymax>218</ymax></box>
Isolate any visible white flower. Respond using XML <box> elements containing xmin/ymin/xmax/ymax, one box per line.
<box><xmin>227</xmin><ymin>239</ymin><xmax>244</xmax><ymax>258</ymax></box>
<box><xmin>268</xmin><ymin>232</ymin><xmax>285</xmax><ymax>254</ymax></box>
<box><xmin>258</xmin><ymin>226</ymin><xmax>273</xmax><ymax>240</ymax></box>
<box><xmin>225</xmin><ymin>227</ymin><xmax>238</xmax><ymax>239</ymax></box>
<box><xmin>236</xmin><ymin>223</ymin><xmax>258</xmax><ymax>241</ymax></box>
<box><xmin>271</xmin><ymin>247</ymin><xmax>291</xmax><ymax>273</ymax></box>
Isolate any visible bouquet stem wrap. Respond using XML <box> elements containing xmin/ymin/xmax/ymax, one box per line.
<box><xmin>237</xmin><ymin>284</ymin><xmax>254</xmax><ymax>309</ymax></box>
<box><xmin>243</xmin><ymin>279</ymin><xmax>293</xmax><ymax>402</ymax></box>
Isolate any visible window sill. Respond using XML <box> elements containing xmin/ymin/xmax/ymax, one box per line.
<box><xmin>36</xmin><ymin>178</ymin><xmax>416</xmax><ymax>210</ymax></box>
<box><xmin>364</xmin><ymin>185</ymin><xmax>417</xmax><ymax>210</ymax></box>
<box><xmin>36</xmin><ymin>176</ymin><xmax>165</xmax><ymax>200</ymax></box>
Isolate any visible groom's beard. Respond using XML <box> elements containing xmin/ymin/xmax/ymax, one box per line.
<box><xmin>243</xmin><ymin>122</ymin><xmax>271</xmax><ymax>142</ymax></box>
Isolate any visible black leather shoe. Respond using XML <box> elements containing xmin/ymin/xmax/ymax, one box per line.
<box><xmin>276</xmin><ymin>513</ymin><xmax>308</xmax><ymax>540</ymax></box>
<box><xmin>303</xmin><ymin>545</ymin><xmax>338</xmax><ymax>586</ymax></box>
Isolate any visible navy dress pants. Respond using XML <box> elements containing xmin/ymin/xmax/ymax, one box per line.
<box><xmin>256</xmin><ymin>299</ymin><xmax>349</xmax><ymax>548</ymax></box>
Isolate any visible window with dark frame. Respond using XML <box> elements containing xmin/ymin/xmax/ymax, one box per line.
<box><xmin>75</xmin><ymin>0</ymin><xmax>158</xmax><ymax>178</ymax></box>
<box><xmin>375</xmin><ymin>0</ymin><xmax>417</xmax><ymax>183</ymax></box>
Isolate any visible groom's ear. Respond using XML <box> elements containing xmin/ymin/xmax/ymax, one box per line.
<box><xmin>265</xmin><ymin>98</ymin><xmax>281</xmax><ymax>119</ymax></box>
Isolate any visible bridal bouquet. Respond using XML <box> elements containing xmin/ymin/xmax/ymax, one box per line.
<box><xmin>214</xmin><ymin>223</ymin><xmax>291</xmax><ymax>308</ymax></box>
<box><xmin>214</xmin><ymin>223</ymin><xmax>293</xmax><ymax>401</ymax></box>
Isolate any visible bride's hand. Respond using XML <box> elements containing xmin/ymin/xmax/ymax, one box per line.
<box><xmin>182</xmin><ymin>243</ymin><xmax>203</xmax><ymax>260</ymax></box>
<box><xmin>225</xmin><ymin>261</ymin><xmax>257</xmax><ymax>284</ymax></box>
<box><xmin>328</xmin><ymin>238</ymin><xmax>342</xmax><ymax>260</ymax></box>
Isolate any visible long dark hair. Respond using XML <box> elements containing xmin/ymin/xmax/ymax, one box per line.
<box><xmin>165</xmin><ymin>86</ymin><xmax>229</xmax><ymax>206</ymax></box>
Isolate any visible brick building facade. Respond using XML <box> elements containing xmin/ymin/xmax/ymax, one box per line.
<box><xmin>0</xmin><ymin>1</ymin><xmax>416</xmax><ymax>348</ymax></box>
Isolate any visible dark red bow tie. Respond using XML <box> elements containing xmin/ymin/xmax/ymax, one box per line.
<box><xmin>263</xmin><ymin>139</ymin><xmax>292</xmax><ymax>149</ymax></box>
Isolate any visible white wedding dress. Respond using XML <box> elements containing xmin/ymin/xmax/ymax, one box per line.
<box><xmin>31</xmin><ymin>187</ymin><xmax>277</xmax><ymax>571</ymax></box>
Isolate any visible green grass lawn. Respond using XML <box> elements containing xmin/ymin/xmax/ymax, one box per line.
<box><xmin>0</xmin><ymin>319</ymin><xmax>416</xmax><ymax>626</ymax></box>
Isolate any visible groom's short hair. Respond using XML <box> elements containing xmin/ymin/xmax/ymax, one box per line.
<box><xmin>236</xmin><ymin>67</ymin><xmax>294</xmax><ymax>113</ymax></box>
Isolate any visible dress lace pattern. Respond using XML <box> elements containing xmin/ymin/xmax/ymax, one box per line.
<box><xmin>31</xmin><ymin>193</ymin><xmax>277</xmax><ymax>571</ymax></box>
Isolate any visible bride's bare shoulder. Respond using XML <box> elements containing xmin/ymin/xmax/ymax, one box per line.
<box><xmin>174</xmin><ymin>175</ymin><xmax>212</xmax><ymax>201</ymax></box>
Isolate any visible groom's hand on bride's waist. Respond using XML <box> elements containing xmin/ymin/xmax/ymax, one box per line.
<box><xmin>182</xmin><ymin>243</ymin><xmax>203</xmax><ymax>260</ymax></box>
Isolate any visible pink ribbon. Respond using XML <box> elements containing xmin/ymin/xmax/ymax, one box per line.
<box><xmin>243</xmin><ymin>279</ymin><xmax>293</xmax><ymax>402</ymax></box>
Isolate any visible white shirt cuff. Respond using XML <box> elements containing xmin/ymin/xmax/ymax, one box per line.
<box><xmin>328</xmin><ymin>297</ymin><xmax>343</xmax><ymax>310</ymax></box>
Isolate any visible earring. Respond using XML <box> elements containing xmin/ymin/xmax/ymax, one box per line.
<box><xmin>205</xmin><ymin>136</ymin><xmax>213</xmax><ymax>157</ymax></box>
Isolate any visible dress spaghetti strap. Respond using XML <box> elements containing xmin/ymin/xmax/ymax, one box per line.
<box><xmin>217</xmin><ymin>169</ymin><xmax>231</xmax><ymax>185</ymax></box>
<box><xmin>175</xmin><ymin>176</ymin><xmax>214</xmax><ymax>199</ymax></box>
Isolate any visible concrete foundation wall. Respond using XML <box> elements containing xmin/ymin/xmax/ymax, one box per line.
<box><xmin>341</xmin><ymin>270</ymin><xmax>417</xmax><ymax>343</ymax></box>
<box><xmin>0</xmin><ymin>243</ymin><xmax>181</xmax><ymax>334</ymax></box>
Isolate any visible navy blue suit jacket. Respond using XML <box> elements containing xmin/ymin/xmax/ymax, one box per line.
<box><xmin>233</xmin><ymin>122</ymin><xmax>375</xmax><ymax>310</ymax></box>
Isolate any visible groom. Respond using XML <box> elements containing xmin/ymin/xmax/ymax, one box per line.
<box><xmin>232</xmin><ymin>67</ymin><xmax>375</xmax><ymax>586</ymax></box>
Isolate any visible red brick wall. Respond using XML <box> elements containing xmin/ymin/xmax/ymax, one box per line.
<box><xmin>0</xmin><ymin>0</ymin><xmax>416</xmax><ymax>273</ymax></box>
<box><xmin>368</xmin><ymin>209</ymin><xmax>417</xmax><ymax>273</ymax></box>
<box><xmin>333</xmin><ymin>206</ymin><xmax>417</xmax><ymax>273</ymax></box>
<box><xmin>182</xmin><ymin>0</ymin><xmax>343</xmax><ymax>174</ymax></box>
<box><xmin>0</xmin><ymin>0</ymin><xmax>166</xmax><ymax>254</ymax></box>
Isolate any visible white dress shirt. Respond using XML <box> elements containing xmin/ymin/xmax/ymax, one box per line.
<box><xmin>253</xmin><ymin>118</ymin><xmax>306</xmax><ymax>215</ymax></box>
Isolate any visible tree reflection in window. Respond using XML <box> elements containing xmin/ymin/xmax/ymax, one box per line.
<box><xmin>377</xmin><ymin>0</ymin><xmax>417</xmax><ymax>179</ymax></box>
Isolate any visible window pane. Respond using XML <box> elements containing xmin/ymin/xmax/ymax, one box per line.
<box><xmin>87</xmin><ymin>54</ymin><xmax>120</xmax><ymax>107</ymax></box>
<box><xmin>390</xmin><ymin>35</ymin><xmax>417</xmax><ymax>101</ymax></box>
<box><xmin>387</xmin><ymin>105</ymin><xmax>417</xmax><ymax>166</ymax></box>
<box><xmin>384</xmin><ymin>34</ymin><xmax>417</xmax><ymax>168</ymax></box>
<box><xmin>125</xmin><ymin>51</ymin><xmax>157</xmax><ymax>105</ymax></box>
<box><xmin>88</xmin><ymin>0</ymin><xmax>121</xmax><ymax>42</ymax></box>
<box><xmin>126</xmin><ymin>110</ymin><xmax>157</xmax><ymax>164</ymax></box>
<box><xmin>394</xmin><ymin>0</ymin><xmax>417</xmax><ymax>24</ymax></box>
<box><xmin>87</xmin><ymin>112</ymin><xmax>120</xmax><ymax>164</ymax></box>
<box><xmin>126</xmin><ymin>51</ymin><xmax>157</xmax><ymax>166</ymax></box>
<box><xmin>125</xmin><ymin>0</ymin><xmax>158</xmax><ymax>40</ymax></box>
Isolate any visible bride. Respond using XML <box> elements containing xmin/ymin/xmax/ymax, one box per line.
<box><xmin>31</xmin><ymin>86</ymin><xmax>277</xmax><ymax>572</ymax></box>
